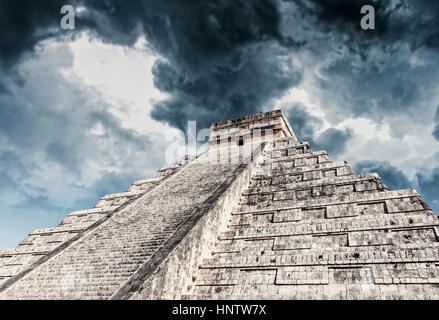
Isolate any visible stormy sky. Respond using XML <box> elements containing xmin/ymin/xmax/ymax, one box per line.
<box><xmin>0</xmin><ymin>0</ymin><xmax>438</xmax><ymax>248</ymax></box>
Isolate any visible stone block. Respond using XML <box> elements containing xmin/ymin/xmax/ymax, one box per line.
<box><xmin>294</xmin><ymin>158</ymin><xmax>306</xmax><ymax>167</ymax></box>
<box><xmin>303</xmin><ymin>171</ymin><xmax>323</xmax><ymax>181</ymax></box>
<box><xmin>273</xmin><ymin>191</ymin><xmax>295</xmax><ymax>201</ymax></box>
<box><xmin>335</xmin><ymin>184</ymin><xmax>354</xmax><ymax>194</ymax></box>
<box><xmin>313</xmin><ymin>234</ymin><xmax>348</xmax><ymax>249</ymax></box>
<box><xmin>326</xmin><ymin>204</ymin><xmax>359</xmax><ymax>219</ymax></box>
<box><xmin>322</xmin><ymin>169</ymin><xmax>336</xmax><ymax>178</ymax></box>
<box><xmin>302</xmin><ymin>208</ymin><xmax>326</xmax><ymax>220</ymax></box>
<box><xmin>273</xmin><ymin>209</ymin><xmax>302</xmax><ymax>223</ymax></box>
<box><xmin>296</xmin><ymin>189</ymin><xmax>312</xmax><ymax>200</ymax></box>
<box><xmin>330</xmin><ymin>266</ymin><xmax>374</xmax><ymax>285</ymax></box>
<box><xmin>276</xmin><ymin>266</ymin><xmax>328</xmax><ymax>285</ymax></box>
<box><xmin>357</xmin><ymin>202</ymin><xmax>386</xmax><ymax>215</ymax></box>
<box><xmin>312</xmin><ymin>185</ymin><xmax>335</xmax><ymax>197</ymax></box>
<box><xmin>385</xmin><ymin>197</ymin><xmax>425</xmax><ymax>213</ymax></box>
<box><xmin>240</xmin><ymin>269</ymin><xmax>277</xmax><ymax>285</ymax></box>
<box><xmin>273</xmin><ymin>235</ymin><xmax>312</xmax><ymax>250</ymax></box>
<box><xmin>336</xmin><ymin>166</ymin><xmax>352</xmax><ymax>176</ymax></box>
<box><xmin>348</xmin><ymin>230</ymin><xmax>393</xmax><ymax>247</ymax></box>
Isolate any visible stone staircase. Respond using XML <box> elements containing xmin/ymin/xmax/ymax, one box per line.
<box><xmin>185</xmin><ymin>136</ymin><xmax>439</xmax><ymax>300</ymax></box>
<box><xmin>0</xmin><ymin>153</ymin><xmax>243</xmax><ymax>299</ymax></box>
<box><xmin>0</xmin><ymin>165</ymin><xmax>180</xmax><ymax>297</ymax></box>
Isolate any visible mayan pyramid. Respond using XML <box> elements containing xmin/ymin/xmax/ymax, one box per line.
<box><xmin>0</xmin><ymin>110</ymin><xmax>438</xmax><ymax>300</ymax></box>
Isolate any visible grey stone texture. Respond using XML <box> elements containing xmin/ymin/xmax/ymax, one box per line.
<box><xmin>0</xmin><ymin>110</ymin><xmax>438</xmax><ymax>300</ymax></box>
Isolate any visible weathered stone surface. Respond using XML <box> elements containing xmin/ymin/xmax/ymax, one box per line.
<box><xmin>183</xmin><ymin>111</ymin><xmax>439</xmax><ymax>300</ymax></box>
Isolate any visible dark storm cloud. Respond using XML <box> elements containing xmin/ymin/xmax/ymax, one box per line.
<box><xmin>75</xmin><ymin>0</ymin><xmax>439</xmax><ymax>133</ymax></box>
<box><xmin>0</xmin><ymin>0</ymin><xmax>304</xmax><ymax>131</ymax></box>
<box><xmin>0</xmin><ymin>1</ymin><xmax>438</xmax><ymax>169</ymax></box>
<box><xmin>285</xmin><ymin>105</ymin><xmax>352</xmax><ymax>157</ymax></box>
<box><xmin>417</xmin><ymin>167</ymin><xmax>439</xmax><ymax>212</ymax></box>
<box><xmin>314</xmin><ymin>128</ymin><xmax>353</xmax><ymax>156</ymax></box>
<box><xmin>2</xmin><ymin>0</ymin><xmax>439</xmax><ymax>130</ymax></box>
<box><xmin>150</xmin><ymin>46</ymin><xmax>302</xmax><ymax>131</ymax></box>
<box><xmin>280</xmin><ymin>1</ymin><xmax>439</xmax><ymax>133</ymax></box>
<box><xmin>433</xmin><ymin>106</ymin><xmax>439</xmax><ymax>141</ymax></box>
<box><xmin>311</xmin><ymin>52</ymin><xmax>439</xmax><ymax>130</ymax></box>
<box><xmin>287</xmin><ymin>0</ymin><xmax>439</xmax><ymax>50</ymax></box>
<box><xmin>353</xmin><ymin>160</ymin><xmax>412</xmax><ymax>190</ymax></box>
<box><xmin>354</xmin><ymin>159</ymin><xmax>439</xmax><ymax>213</ymax></box>
<box><xmin>0</xmin><ymin>0</ymin><xmax>87</xmax><ymax>93</ymax></box>
<box><xmin>122</xmin><ymin>0</ymin><xmax>303</xmax><ymax>131</ymax></box>
<box><xmin>0</xmin><ymin>0</ymin><xmax>68</xmax><ymax>67</ymax></box>
<box><xmin>284</xmin><ymin>104</ymin><xmax>322</xmax><ymax>141</ymax></box>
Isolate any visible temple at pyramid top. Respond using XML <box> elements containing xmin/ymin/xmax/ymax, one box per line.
<box><xmin>209</xmin><ymin>110</ymin><xmax>298</xmax><ymax>149</ymax></box>
<box><xmin>0</xmin><ymin>110</ymin><xmax>438</xmax><ymax>300</ymax></box>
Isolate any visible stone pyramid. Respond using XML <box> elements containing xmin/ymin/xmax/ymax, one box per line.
<box><xmin>0</xmin><ymin>110</ymin><xmax>438</xmax><ymax>300</ymax></box>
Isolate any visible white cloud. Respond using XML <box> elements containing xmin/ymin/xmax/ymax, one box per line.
<box><xmin>64</xmin><ymin>33</ymin><xmax>170</xmax><ymax>135</ymax></box>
